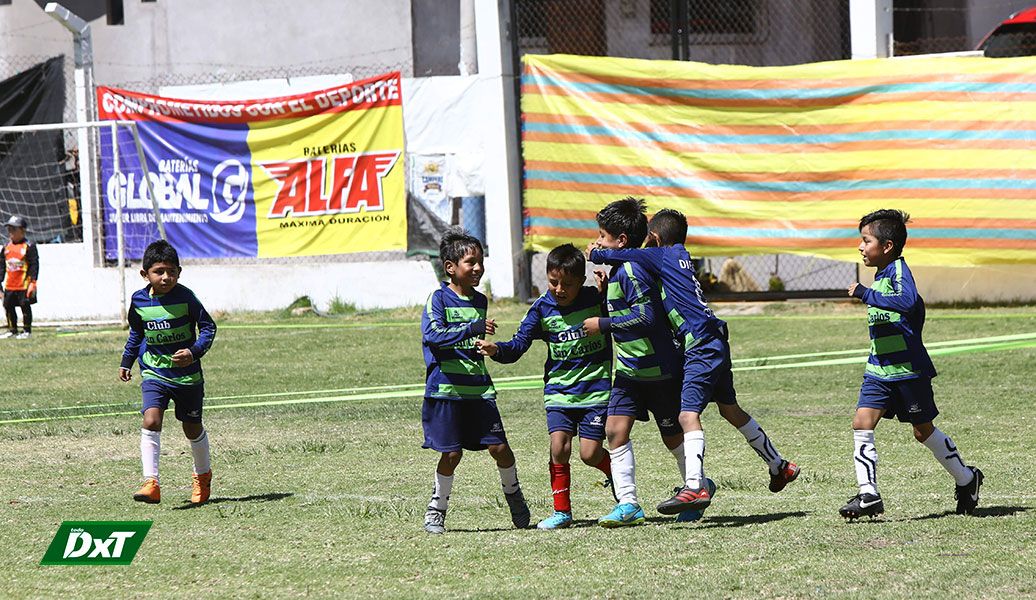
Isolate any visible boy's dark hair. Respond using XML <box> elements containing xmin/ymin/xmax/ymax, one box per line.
<box><xmin>142</xmin><ymin>239</ymin><xmax>180</xmax><ymax>271</ymax></box>
<box><xmin>439</xmin><ymin>228</ymin><xmax>484</xmax><ymax>268</ymax></box>
<box><xmin>859</xmin><ymin>209</ymin><xmax>910</xmax><ymax>257</ymax></box>
<box><xmin>545</xmin><ymin>243</ymin><xmax>585</xmax><ymax>278</ymax></box>
<box><xmin>648</xmin><ymin>209</ymin><xmax>688</xmax><ymax>246</ymax></box>
<box><xmin>596</xmin><ymin>197</ymin><xmax>648</xmax><ymax>248</ymax></box>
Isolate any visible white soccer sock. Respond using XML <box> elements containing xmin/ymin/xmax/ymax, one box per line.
<box><xmin>429</xmin><ymin>472</ymin><xmax>454</xmax><ymax>511</ymax></box>
<box><xmin>922</xmin><ymin>428</ymin><xmax>974</xmax><ymax>486</ymax></box>
<box><xmin>669</xmin><ymin>443</ymin><xmax>686</xmax><ymax>482</ymax></box>
<box><xmin>189</xmin><ymin>429</ymin><xmax>211</xmax><ymax>475</ymax></box>
<box><xmin>609</xmin><ymin>441</ymin><xmax>638</xmax><ymax>505</ymax></box>
<box><xmin>853</xmin><ymin>429</ymin><xmax>879</xmax><ymax>496</ymax></box>
<box><xmin>737</xmin><ymin>418</ymin><xmax>785</xmax><ymax>474</ymax></box>
<box><xmin>140</xmin><ymin>429</ymin><xmax>160</xmax><ymax>483</ymax></box>
<box><xmin>683</xmin><ymin>430</ymin><xmax>705</xmax><ymax>489</ymax></box>
<box><xmin>498</xmin><ymin>463</ymin><xmax>520</xmax><ymax>494</ymax></box>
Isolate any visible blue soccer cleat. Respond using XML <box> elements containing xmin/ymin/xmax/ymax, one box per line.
<box><xmin>598</xmin><ymin>502</ymin><xmax>646</xmax><ymax>528</ymax></box>
<box><xmin>536</xmin><ymin>510</ymin><xmax>573</xmax><ymax>530</ymax></box>
<box><xmin>675</xmin><ymin>478</ymin><xmax>717</xmax><ymax>523</ymax></box>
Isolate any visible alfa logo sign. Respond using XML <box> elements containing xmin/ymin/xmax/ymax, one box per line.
<box><xmin>41</xmin><ymin>521</ymin><xmax>152</xmax><ymax>565</ymax></box>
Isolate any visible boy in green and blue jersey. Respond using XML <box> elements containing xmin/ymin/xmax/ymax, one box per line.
<box><xmin>119</xmin><ymin>240</ymin><xmax>216</xmax><ymax>505</ymax></box>
<box><xmin>580</xmin><ymin>198</ymin><xmax>704</xmax><ymax>527</ymax></box>
<box><xmin>840</xmin><ymin>209</ymin><xmax>982</xmax><ymax>520</ymax></box>
<box><xmin>420</xmin><ymin>230</ymin><xmax>530</xmax><ymax>534</ymax></box>
<box><xmin>478</xmin><ymin>244</ymin><xmax>613</xmax><ymax>530</ymax></box>
<box><xmin>588</xmin><ymin>209</ymin><xmax>800</xmax><ymax>516</ymax></box>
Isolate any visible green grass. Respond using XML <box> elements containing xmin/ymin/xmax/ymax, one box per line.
<box><xmin>2</xmin><ymin>302</ymin><xmax>1036</xmax><ymax>598</ymax></box>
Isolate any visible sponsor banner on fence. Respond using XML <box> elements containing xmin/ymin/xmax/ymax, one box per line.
<box><xmin>97</xmin><ymin>71</ymin><xmax>405</xmax><ymax>259</ymax></box>
<box><xmin>522</xmin><ymin>54</ymin><xmax>1036</xmax><ymax>266</ymax></box>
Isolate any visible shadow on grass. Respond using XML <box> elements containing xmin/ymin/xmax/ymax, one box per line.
<box><xmin>655</xmin><ymin>510</ymin><xmax>811</xmax><ymax>529</ymax></box>
<box><xmin>908</xmin><ymin>505</ymin><xmax>1029</xmax><ymax>521</ymax></box>
<box><xmin>172</xmin><ymin>492</ymin><xmax>294</xmax><ymax>510</ymax></box>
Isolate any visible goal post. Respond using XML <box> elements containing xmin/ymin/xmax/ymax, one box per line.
<box><xmin>0</xmin><ymin>120</ymin><xmax>166</xmax><ymax>324</ymax></box>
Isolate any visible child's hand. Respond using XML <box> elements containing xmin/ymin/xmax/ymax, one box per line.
<box><xmin>119</xmin><ymin>367</ymin><xmax>132</xmax><ymax>382</ymax></box>
<box><xmin>484</xmin><ymin>318</ymin><xmax>497</xmax><ymax>336</ymax></box>
<box><xmin>645</xmin><ymin>232</ymin><xmax>660</xmax><ymax>247</ymax></box>
<box><xmin>171</xmin><ymin>348</ymin><xmax>194</xmax><ymax>367</ymax></box>
<box><xmin>593</xmin><ymin>269</ymin><xmax>608</xmax><ymax>293</ymax></box>
<box><xmin>847</xmin><ymin>282</ymin><xmax>858</xmax><ymax>297</ymax></box>
<box><xmin>476</xmin><ymin>340</ymin><xmax>498</xmax><ymax>357</ymax></box>
<box><xmin>582</xmin><ymin>317</ymin><xmax>602</xmax><ymax>336</ymax></box>
<box><xmin>584</xmin><ymin>242</ymin><xmax>597</xmax><ymax>260</ymax></box>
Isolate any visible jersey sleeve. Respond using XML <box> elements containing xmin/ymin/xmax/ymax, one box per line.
<box><xmin>25</xmin><ymin>242</ymin><xmax>39</xmax><ymax>282</ymax></box>
<box><xmin>853</xmin><ymin>262</ymin><xmax>918</xmax><ymax>314</ymax></box>
<box><xmin>492</xmin><ymin>303</ymin><xmax>543</xmax><ymax>364</ymax></box>
<box><xmin>589</xmin><ymin>247</ymin><xmax>666</xmax><ymax>278</ymax></box>
<box><xmin>600</xmin><ymin>264</ymin><xmax>654</xmax><ymax>334</ymax></box>
<box><xmin>188</xmin><ymin>292</ymin><xmax>217</xmax><ymax>359</ymax></box>
<box><xmin>120</xmin><ymin>298</ymin><xmax>145</xmax><ymax>370</ymax></box>
<box><xmin>421</xmin><ymin>290</ymin><xmax>484</xmax><ymax>348</ymax></box>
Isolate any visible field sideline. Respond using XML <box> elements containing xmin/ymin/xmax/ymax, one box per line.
<box><xmin>2</xmin><ymin>301</ymin><xmax>1035</xmax><ymax>598</ymax></box>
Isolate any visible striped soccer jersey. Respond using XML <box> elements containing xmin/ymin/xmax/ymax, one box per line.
<box><xmin>600</xmin><ymin>261</ymin><xmax>682</xmax><ymax>382</ymax></box>
<box><xmin>491</xmin><ymin>286</ymin><xmax>612</xmax><ymax>408</ymax></box>
<box><xmin>590</xmin><ymin>245</ymin><xmax>725</xmax><ymax>348</ymax></box>
<box><xmin>422</xmin><ymin>282</ymin><xmax>496</xmax><ymax>401</ymax></box>
<box><xmin>120</xmin><ymin>283</ymin><xmax>216</xmax><ymax>386</ymax></box>
<box><xmin>852</xmin><ymin>257</ymin><xmax>936</xmax><ymax>381</ymax></box>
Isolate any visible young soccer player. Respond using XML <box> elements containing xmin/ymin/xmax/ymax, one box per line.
<box><xmin>421</xmin><ymin>229</ymin><xmax>530</xmax><ymax>534</ymax></box>
<box><xmin>581</xmin><ymin>198</ymin><xmax>707</xmax><ymax>527</ymax></box>
<box><xmin>588</xmin><ymin>209</ymin><xmax>800</xmax><ymax>515</ymax></box>
<box><xmin>2</xmin><ymin>215</ymin><xmax>39</xmax><ymax>340</ymax></box>
<box><xmin>477</xmin><ymin>244</ymin><xmax>613</xmax><ymax>530</ymax></box>
<box><xmin>841</xmin><ymin>209</ymin><xmax>983</xmax><ymax>519</ymax></box>
<box><xmin>119</xmin><ymin>239</ymin><xmax>216</xmax><ymax>505</ymax></box>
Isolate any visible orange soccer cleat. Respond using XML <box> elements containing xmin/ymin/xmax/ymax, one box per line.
<box><xmin>191</xmin><ymin>470</ymin><xmax>212</xmax><ymax>505</ymax></box>
<box><xmin>769</xmin><ymin>460</ymin><xmax>801</xmax><ymax>493</ymax></box>
<box><xmin>133</xmin><ymin>478</ymin><xmax>161</xmax><ymax>504</ymax></box>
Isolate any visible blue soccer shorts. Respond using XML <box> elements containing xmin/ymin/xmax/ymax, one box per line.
<box><xmin>607</xmin><ymin>376</ymin><xmax>682</xmax><ymax>437</ymax></box>
<box><xmin>680</xmin><ymin>332</ymin><xmax>737</xmax><ymax>414</ymax></box>
<box><xmin>857</xmin><ymin>376</ymin><xmax>939</xmax><ymax>425</ymax></box>
<box><xmin>421</xmin><ymin>397</ymin><xmax>508</xmax><ymax>452</ymax></box>
<box><xmin>545</xmin><ymin>405</ymin><xmax>607</xmax><ymax>440</ymax></box>
<box><xmin>141</xmin><ymin>378</ymin><xmax>205</xmax><ymax>423</ymax></box>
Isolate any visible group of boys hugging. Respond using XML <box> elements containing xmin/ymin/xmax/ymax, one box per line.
<box><xmin>419</xmin><ymin>198</ymin><xmax>984</xmax><ymax>534</ymax></box>
<box><xmin>111</xmin><ymin>198</ymin><xmax>982</xmax><ymax>523</ymax></box>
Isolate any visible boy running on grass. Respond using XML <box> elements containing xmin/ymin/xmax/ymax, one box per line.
<box><xmin>119</xmin><ymin>240</ymin><xmax>216</xmax><ymax>505</ymax></box>
<box><xmin>477</xmin><ymin>244</ymin><xmax>614</xmax><ymax>530</ymax></box>
<box><xmin>421</xmin><ymin>229</ymin><xmax>530</xmax><ymax>534</ymax></box>
<box><xmin>581</xmin><ymin>198</ymin><xmax>709</xmax><ymax>527</ymax></box>
<box><xmin>588</xmin><ymin>209</ymin><xmax>800</xmax><ymax>516</ymax></box>
<box><xmin>841</xmin><ymin>209</ymin><xmax>983</xmax><ymax>520</ymax></box>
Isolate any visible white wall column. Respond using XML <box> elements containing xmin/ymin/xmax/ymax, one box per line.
<box><xmin>850</xmin><ymin>0</ymin><xmax>893</xmax><ymax>59</ymax></box>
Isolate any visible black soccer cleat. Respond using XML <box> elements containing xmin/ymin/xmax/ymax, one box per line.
<box><xmin>839</xmin><ymin>492</ymin><xmax>884</xmax><ymax>521</ymax></box>
<box><xmin>504</xmin><ymin>489</ymin><xmax>531</xmax><ymax>529</ymax></box>
<box><xmin>955</xmin><ymin>467</ymin><xmax>984</xmax><ymax>515</ymax></box>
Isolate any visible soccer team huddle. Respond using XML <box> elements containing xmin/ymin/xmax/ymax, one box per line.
<box><xmin>112</xmin><ymin>197</ymin><xmax>983</xmax><ymax>526</ymax></box>
<box><xmin>418</xmin><ymin>197</ymin><xmax>984</xmax><ymax>533</ymax></box>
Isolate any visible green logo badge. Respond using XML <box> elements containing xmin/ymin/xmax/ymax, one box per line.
<box><xmin>41</xmin><ymin>521</ymin><xmax>152</xmax><ymax>565</ymax></box>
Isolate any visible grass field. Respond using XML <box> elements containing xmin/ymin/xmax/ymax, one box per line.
<box><xmin>2</xmin><ymin>300</ymin><xmax>1035</xmax><ymax>598</ymax></box>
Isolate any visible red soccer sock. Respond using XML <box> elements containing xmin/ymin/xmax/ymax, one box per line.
<box><xmin>549</xmin><ymin>461</ymin><xmax>571</xmax><ymax>513</ymax></box>
<box><xmin>593</xmin><ymin>452</ymin><xmax>612</xmax><ymax>478</ymax></box>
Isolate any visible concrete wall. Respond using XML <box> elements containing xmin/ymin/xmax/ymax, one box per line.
<box><xmin>0</xmin><ymin>0</ymin><xmax>415</xmax><ymax>82</ymax></box>
<box><xmin>858</xmin><ymin>263</ymin><xmax>1036</xmax><ymax>305</ymax></box>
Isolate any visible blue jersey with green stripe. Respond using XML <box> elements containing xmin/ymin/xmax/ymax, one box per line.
<box><xmin>120</xmin><ymin>284</ymin><xmax>216</xmax><ymax>386</ymax></box>
<box><xmin>600</xmin><ymin>262</ymin><xmax>682</xmax><ymax>382</ymax></box>
<box><xmin>590</xmin><ymin>246</ymin><xmax>724</xmax><ymax>347</ymax></box>
<box><xmin>490</xmin><ymin>286</ymin><xmax>611</xmax><ymax>408</ymax></box>
<box><xmin>852</xmin><ymin>257</ymin><xmax>936</xmax><ymax>381</ymax></box>
<box><xmin>422</xmin><ymin>282</ymin><xmax>495</xmax><ymax>401</ymax></box>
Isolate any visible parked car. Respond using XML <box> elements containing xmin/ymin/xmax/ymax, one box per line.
<box><xmin>978</xmin><ymin>6</ymin><xmax>1036</xmax><ymax>56</ymax></box>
